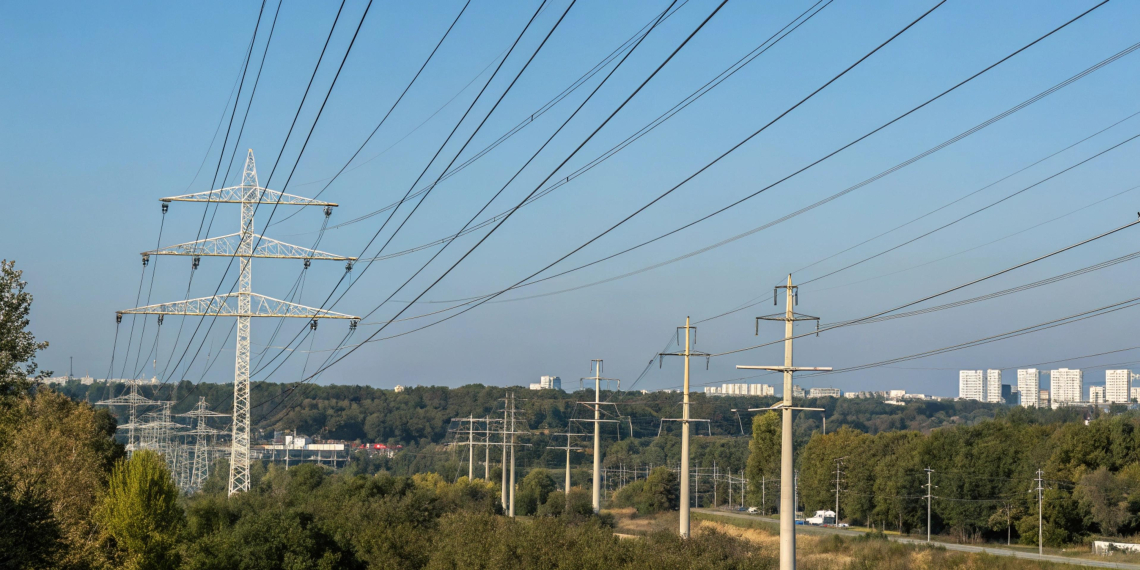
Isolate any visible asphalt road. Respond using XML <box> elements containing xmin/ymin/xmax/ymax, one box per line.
<box><xmin>692</xmin><ymin>508</ymin><xmax>1140</xmax><ymax>569</ymax></box>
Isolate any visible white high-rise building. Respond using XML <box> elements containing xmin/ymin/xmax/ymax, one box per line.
<box><xmin>1132</xmin><ymin>386</ymin><xmax>1140</xmax><ymax>403</ymax></box>
<box><xmin>959</xmin><ymin>370</ymin><xmax>985</xmax><ymax>401</ymax></box>
<box><xmin>1106</xmin><ymin>370</ymin><xmax>1132</xmax><ymax>404</ymax></box>
<box><xmin>1050</xmin><ymin>369</ymin><xmax>1083</xmax><ymax>404</ymax></box>
<box><xmin>539</xmin><ymin>375</ymin><xmax>562</xmax><ymax>391</ymax></box>
<box><xmin>986</xmin><ymin>370</ymin><xmax>1003</xmax><ymax>403</ymax></box>
<box><xmin>1090</xmin><ymin>386</ymin><xmax>1106</xmax><ymax>405</ymax></box>
<box><xmin>1017</xmin><ymin>369</ymin><xmax>1040</xmax><ymax>408</ymax></box>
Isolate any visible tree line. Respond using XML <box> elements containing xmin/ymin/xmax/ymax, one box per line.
<box><xmin>747</xmin><ymin>407</ymin><xmax>1140</xmax><ymax>545</ymax></box>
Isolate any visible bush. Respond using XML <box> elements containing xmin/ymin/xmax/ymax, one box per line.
<box><xmin>612</xmin><ymin>467</ymin><xmax>679</xmax><ymax>515</ymax></box>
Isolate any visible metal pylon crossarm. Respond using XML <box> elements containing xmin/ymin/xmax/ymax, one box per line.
<box><xmin>119</xmin><ymin>293</ymin><xmax>359</xmax><ymax>320</ymax></box>
<box><xmin>143</xmin><ymin>232</ymin><xmax>356</xmax><ymax>261</ymax></box>
<box><xmin>159</xmin><ymin>187</ymin><xmax>338</xmax><ymax>207</ymax></box>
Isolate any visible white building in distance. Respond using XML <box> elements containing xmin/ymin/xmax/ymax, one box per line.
<box><xmin>1090</xmin><ymin>386</ymin><xmax>1106</xmax><ymax>405</ymax></box>
<box><xmin>705</xmin><ymin>383</ymin><xmax>775</xmax><ymax>397</ymax></box>
<box><xmin>1017</xmin><ymin>369</ymin><xmax>1040</xmax><ymax>408</ymax></box>
<box><xmin>528</xmin><ymin>375</ymin><xmax>563</xmax><ymax>391</ymax></box>
<box><xmin>808</xmin><ymin>387</ymin><xmax>841</xmax><ymax>398</ymax></box>
<box><xmin>959</xmin><ymin>370</ymin><xmax>985</xmax><ymax>401</ymax></box>
<box><xmin>986</xmin><ymin>370</ymin><xmax>1003</xmax><ymax>403</ymax></box>
<box><xmin>1051</xmin><ymin>369</ymin><xmax>1083</xmax><ymax>404</ymax></box>
<box><xmin>1106</xmin><ymin>370</ymin><xmax>1132</xmax><ymax>404</ymax></box>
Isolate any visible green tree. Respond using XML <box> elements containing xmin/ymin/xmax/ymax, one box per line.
<box><xmin>95</xmin><ymin>450</ymin><xmax>184</xmax><ymax>570</ymax></box>
<box><xmin>516</xmin><ymin>469</ymin><xmax>556</xmax><ymax>516</ymax></box>
<box><xmin>1075</xmin><ymin>466</ymin><xmax>1135</xmax><ymax>536</ymax></box>
<box><xmin>745</xmin><ymin>411</ymin><xmax>779</xmax><ymax>513</ymax></box>
<box><xmin>0</xmin><ymin>467</ymin><xmax>61</xmax><ymax>569</ymax></box>
<box><xmin>0</xmin><ymin>389</ymin><xmax>121</xmax><ymax>568</ymax></box>
<box><xmin>0</xmin><ymin>260</ymin><xmax>49</xmax><ymax>397</ymax></box>
<box><xmin>641</xmin><ymin>466</ymin><xmax>679</xmax><ymax>514</ymax></box>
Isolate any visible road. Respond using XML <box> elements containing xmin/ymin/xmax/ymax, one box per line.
<box><xmin>692</xmin><ymin>508</ymin><xmax>1140</xmax><ymax>569</ymax></box>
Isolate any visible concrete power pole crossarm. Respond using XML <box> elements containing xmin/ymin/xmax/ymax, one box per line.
<box><xmin>736</xmin><ymin>276</ymin><xmax>830</xmax><ymax>570</ymax></box>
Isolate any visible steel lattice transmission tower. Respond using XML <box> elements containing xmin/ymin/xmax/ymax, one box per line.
<box><xmin>119</xmin><ymin>150</ymin><xmax>359</xmax><ymax>495</ymax></box>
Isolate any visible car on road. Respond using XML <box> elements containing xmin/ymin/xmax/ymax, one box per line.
<box><xmin>747</xmin><ymin>507</ymin><xmax>760</xmax><ymax>514</ymax></box>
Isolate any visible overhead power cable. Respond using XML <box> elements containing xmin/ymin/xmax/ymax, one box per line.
<box><xmin>254</xmin><ymin>0</ymin><xmax>717</xmax><ymax>419</ymax></box>
<box><xmin>709</xmin><ymin>217</ymin><xmax>1140</xmax><ymax>357</ymax></box>
<box><xmin>808</xmin><ymin>177</ymin><xmax>1140</xmax><ymax>294</ymax></box>
<box><xmin>324</xmin><ymin>0</ymin><xmax>827</xmax><ymax>247</ymax></box>
<box><xmin>262</xmin><ymin>0</ymin><xmax>947</xmax><ymax>383</ymax></box>
<box><xmin>404</xmin><ymin>0</ymin><xmax>1115</xmax><ymax>309</ymax></box>
<box><xmin>803</xmin><ymin>294</ymin><xmax>1140</xmax><ymax>378</ymax></box>
<box><xmin>452</xmin><ymin>43</ymin><xmax>1140</xmax><ymax>306</ymax></box>
<box><xmin>272</xmin><ymin>0</ymin><xmax>691</xmax><ymax>228</ymax></box>
<box><xmin>797</xmin><ymin>129</ymin><xmax>1140</xmax><ymax>286</ymax></box>
<box><xmin>246</xmin><ymin>0</ymin><xmax>567</xmax><ymax>383</ymax></box>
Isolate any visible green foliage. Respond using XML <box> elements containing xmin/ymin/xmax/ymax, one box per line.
<box><xmin>613</xmin><ymin>467</ymin><xmax>679</xmax><ymax>515</ymax></box>
<box><xmin>0</xmin><ymin>467</ymin><xmax>61</xmax><ymax>569</ymax></box>
<box><xmin>0</xmin><ymin>389</ymin><xmax>122</xmax><ymax>569</ymax></box>
<box><xmin>516</xmin><ymin>468</ymin><xmax>556</xmax><ymax>516</ymax></box>
<box><xmin>96</xmin><ymin>450</ymin><xmax>184</xmax><ymax>570</ymax></box>
<box><xmin>425</xmin><ymin>512</ymin><xmax>772</xmax><ymax>570</ymax></box>
<box><xmin>745</xmin><ymin>411</ymin><xmax>779</xmax><ymax>513</ymax></box>
<box><xmin>793</xmin><ymin>412</ymin><xmax>1140</xmax><ymax>545</ymax></box>
<box><xmin>1074</xmin><ymin>467</ymin><xmax>1137</xmax><ymax>536</ymax></box>
<box><xmin>0</xmin><ymin>260</ymin><xmax>49</xmax><ymax>397</ymax></box>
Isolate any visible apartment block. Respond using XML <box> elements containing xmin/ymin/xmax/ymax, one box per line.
<box><xmin>1017</xmin><ymin>369</ymin><xmax>1040</xmax><ymax>408</ymax></box>
<box><xmin>986</xmin><ymin>369</ymin><xmax>1003</xmax><ymax>403</ymax></box>
<box><xmin>1050</xmin><ymin>369</ymin><xmax>1083</xmax><ymax>404</ymax></box>
<box><xmin>959</xmin><ymin>370</ymin><xmax>985</xmax><ymax>401</ymax></box>
<box><xmin>1106</xmin><ymin>370</ymin><xmax>1132</xmax><ymax>404</ymax></box>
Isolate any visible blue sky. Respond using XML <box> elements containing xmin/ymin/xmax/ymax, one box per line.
<box><xmin>3</xmin><ymin>0</ymin><xmax>1139</xmax><ymax>399</ymax></box>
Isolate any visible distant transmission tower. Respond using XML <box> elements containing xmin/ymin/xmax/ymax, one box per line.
<box><xmin>119</xmin><ymin>150</ymin><xmax>360</xmax><ymax>495</ymax></box>
<box><xmin>177</xmin><ymin>397</ymin><xmax>229</xmax><ymax>492</ymax></box>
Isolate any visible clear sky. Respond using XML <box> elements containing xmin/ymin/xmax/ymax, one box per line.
<box><xmin>3</xmin><ymin>0</ymin><xmax>1139</xmax><ymax>400</ymax></box>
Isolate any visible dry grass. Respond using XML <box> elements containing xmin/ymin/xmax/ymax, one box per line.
<box><xmin>691</xmin><ymin>513</ymin><xmax>1084</xmax><ymax>570</ymax></box>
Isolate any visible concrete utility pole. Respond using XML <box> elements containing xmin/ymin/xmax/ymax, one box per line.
<box><xmin>501</xmin><ymin>402</ymin><xmax>509</xmax><ymax>510</ymax></box>
<box><xmin>737</xmin><ymin>276</ymin><xmax>830</xmax><ymax>570</ymax></box>
<box><xmin>551</xmin><ymin>430</ymin><xmax>585</xmax><ymax>505</ymax></box>
<box><xmin>485</xmin><ymin>415</ymin><xmax>491</xmax><ymax>480</ymax></box>
<box><xmin>467</xmin><ymin>416</ymin><xmax>475</xmax><ymax>480</ymax></box>
<box><xmin>1034</xmin><ymin>469</ymin><xmax>1045</xmax><ymax>555</ymax></box>
<box><xmin>579</xmin><ymin>359</ymin><xmax>620</xmax><ymax>514</ymax></box>
<box><xmin>834</xmin><ymin>457</ymin><xmax>845</xmax><ymax>525</ymax></box>
<box><xmin>658</xmin><ymin>319</ymin><xmax>708</xmax><ymax>538</ymax></box>
<box><xmin>924</xmin><ymin>468</ymin><xmax>935</xmax><ymax>542</ymax></box>
<box><xmin>509</xmin><ymin>393</ymin><xmax>517</xmax><ymax>517</ymax></box>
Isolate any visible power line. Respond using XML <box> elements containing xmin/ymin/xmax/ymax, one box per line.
<box><xmin>293</xmin><ymin>0</ymin><xmax>695</xmax><ymax>232</ymax></box>
<box><xmin>332</xmin><ymin>0</ymin><xmax>831</xmax><ymax>254</ymax></box>
<box><xmin>710</xmin><ymin>217</ymin><xmax>1140</xmax><ymax>357</ymax></box>
<box><xmin>245</xmin><ymin>0</ymin><xmax>568</xmax><ymax>388</ymax></box>
<box><xmin>279</xmin><ymin>0</ymin><xmax>945</xmax><ymax>376</ymax></box>
<box><xmin>798</xmin><ymin>129</ymin><xmax>1140</xmax><ymax>286</ymax></box>
<box><xmin>407</xmin><ymin>0</ymin><xmax>1117</xmax><ymax>309</ymax></box>
<box><xmin>269</xmin><ymin>0</ymin><xmax>472</xmax><ymax>226</ymax></box>
<box><xmin>803</xmin><ymin>293</ymin><xmax>1140</xmax><ymax>378</ymax></box>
